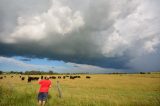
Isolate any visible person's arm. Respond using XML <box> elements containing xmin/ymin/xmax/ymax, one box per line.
<box><xmin>49</xmin><ymin>84</ymin><xmax>52</xmax><ymax>88</ymax></box>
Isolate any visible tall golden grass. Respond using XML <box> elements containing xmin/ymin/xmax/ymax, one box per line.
<box><xmin>0</xmin><ymin>73</ymin><xmax>160</xmax><ymax>106</ymax></box>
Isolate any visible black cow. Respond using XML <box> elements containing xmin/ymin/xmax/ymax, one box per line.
<box><xmin>86</xmin><ymin>76</ymin><xmax>91</xmax><ymax>79</ymax></box>
<box><xmin>70</xmin><ymin>76</ymin><xmax>75</xmax><ymax>79</ymax></box>
<box><xmin>58</xmin><ymin>76</ymin><xmax>61</xmax><ymax>79</ymax></box>
<box><xmin>28</xmin><ymin>76</ymin><xmax>39</xmax><ymax>83</ymax></box>
<box><xmin>28</xmin><ymin>77</ymin><xmax>32</xmax><ymax>83</ymax></box>
<box><xmin>21</xmin><ymin>77</ymin><xmax>25</xmax><ymax>80</ymax></box>
<box><xmin>77</xmin><ymin>76</ymin><xmax>81</xmax><ymax>78</ymax></box>
<box><xmin>50</xmin><ymin>76</ymin><xmax>56</xmax><ymax>79</ymax></box>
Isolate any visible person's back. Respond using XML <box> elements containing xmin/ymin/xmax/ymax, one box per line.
<box><xmin>38</xmin><ymin>76</ymin><xmax>52</xmax><ymax>106</ymax></box>
<box><xmin>39</xmin><ymin>80</ymin><xmax>51</xmax><ymax>92</ymax></box>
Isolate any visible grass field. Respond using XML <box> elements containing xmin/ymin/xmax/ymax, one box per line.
<box><xmin>0</xmin><ymin>73</ymin><xmax>160</xmax><ymax>106</ymax></box>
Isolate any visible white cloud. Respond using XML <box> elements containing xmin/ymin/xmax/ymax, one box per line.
<box><xmin>0</xmin><ymin>0</ymin><xmax>160</xmax><ymax>71</ymax></box>
<box><xmin>143</xmin><ymin>38</ymin><xmax>160</xmax><ymax>53</ymax></box>
<box><xmin>101</xmin><ymin>0</ymin><xmax>160</xmax><ymax>57</ymax></box>
<box><xmin>3</xmin><ymin>0</ymin><xmax>84</xmax><ymax>43</ymax></box>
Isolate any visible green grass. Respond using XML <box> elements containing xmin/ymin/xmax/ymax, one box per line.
<box><xmin>0</xmin><ymin>74</ymin><xmax>160</xmax><ymax>106</ymax></box>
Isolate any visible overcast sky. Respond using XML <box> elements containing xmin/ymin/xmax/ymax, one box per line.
<box><xmin>0</xmin><ymin>0</ymin><xmax>160</xmax><ymax>73</ymax></box>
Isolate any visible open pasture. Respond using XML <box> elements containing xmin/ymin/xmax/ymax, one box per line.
<box><xmin>0</xmin><ymin>74</ymin><xmax>160</xmax><ymax>106</ymax></box>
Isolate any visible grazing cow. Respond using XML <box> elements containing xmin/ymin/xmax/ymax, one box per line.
<box><xmin>86</xmin><ymin>76</ymin><xmax>91</xmax><ymax>79</ymax></box>
<box><xmin>69</xmin><ymin>76</ymin><xmax>81</xmax><ymax>79</ymax></box>
<box><xmin>58</xmin><ymin>76</ymin><xmax>61</xmax><ymax>79</ymax></box>
<box><xmin>34</xmin><ymin>77</ymin><xmax>39</xmax><ymax>80</ymax></box>
<box><xmin>70</xmin><ymin>76</ymin><xmax>75</xmax><ymax>79</ymax></box>
<box><xmin>28</xmin><ymin>76</ymin><xmax>39</xmax><ymax>83</ymax></box>
<box><xmin>74</xmin><ymin>76</ymin><xmax>81</xmax><ymax>78</ymax></box>
<box><xmin>21</xmin><ymin>77</ymin><xmax>25</xmax><ymax>80</ymax></box>
<box><xmin>77</xmin><ymin>76</ymin><xmax>81</xmax><ymax>78</ymax></box>
<box><xmin>49</xmin><ymin>76</ymin><xmax>56</xmax><ymax>79</ymax></box>
<box><xmin>52</xmin><ymin>76</ymin><xmax>56</xmax><ymax>79</ymax></box>
<box><xmin>28</xmin><ymin>77</ymin><xmax>32</xmax><ymax>83</ymax></box>
<box><xmin>0</xmin><ymin>77</ymin><xmax>3</xmax><ymax>79</ymax></box>
<box><xmin>11</xmin><ymin>76</ymin><xmax>13</xmax><ymax>78</ymax></box>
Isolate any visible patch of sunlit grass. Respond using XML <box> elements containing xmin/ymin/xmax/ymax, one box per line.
<box><xmin>0</xmin><ymin>73</ymin><xmax>160</xmax><ymax>106</ymax></box>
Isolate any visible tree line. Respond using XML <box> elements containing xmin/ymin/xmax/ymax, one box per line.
<box><xmin>0</xmin><ymin>70</ymin><xmax>152</xmax><ymax>75</ymax></box>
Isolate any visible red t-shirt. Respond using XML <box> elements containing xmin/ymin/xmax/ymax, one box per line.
<box><xmin>39</xmin><ymin>80</ymin><xmax>51</xmax><ymax>92</ymax></box>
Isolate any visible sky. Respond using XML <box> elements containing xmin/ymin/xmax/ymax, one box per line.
<box><xmin>0</xmin><ymin>0</ymin><xmax>160</xmax><ymax>73</ymax></box>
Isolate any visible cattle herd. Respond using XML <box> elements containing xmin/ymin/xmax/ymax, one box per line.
<box><xmin>0</xmin><ymin>75</ymin><xmax>91</xmax><ymax>83</ymax></box>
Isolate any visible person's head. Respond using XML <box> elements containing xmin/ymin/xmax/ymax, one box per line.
<box><xmin>46</xmin><ymin>76</ymin><xmax>50</xmax><ymax>80</ymax></box>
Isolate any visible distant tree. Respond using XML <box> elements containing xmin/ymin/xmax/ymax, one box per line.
<box><xmin>48</xmin><ymin>70</ymin><xmax>54</xmax><ymax>74</ymax></box>
<box><xmin>8</xmin><ymin>71</ymin><xmax>23</xmax><ymax>74</ymax></box>
<box><xmin>140</xmin><ymin>72</ymin><xmax>145</xmax><ymax>74</ymax></box>
<box><xmin>19</xmin><ymin>71</ymin><xmax>23</xmax><ymax>74</ymax></box>
<box><xmin>23</xmin><ymin>70</ymin><xmax>59</xmax><ymax>75</ymax></box>
<box><xmin>10</xmin><ymin>71</ymin><xmax>14</xmax><ymax>74</ymax></box>
<box><xmin>147</xmin><ymin>72</ymin><xmax>151</xmax><ymax>74</ymax></box>
<box><xmin>0</xmin><ymin>71</ymin><xmax>2</xmax><ymax>74</ymax></box>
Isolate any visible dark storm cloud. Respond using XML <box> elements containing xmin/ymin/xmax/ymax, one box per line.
<box><xmin>0</xmin><ymin>42</ymin><xmax>128</xmax><ymax>69</ymax></box>
<box><xmin>20</xmin><ymin>58</ymin><xmax>31</xmax><ymax>61</ymax></box>
<box><xmin>0</xmin><ymin>0</ymin><xmax>160</xmax><ymax>71</ymax></box>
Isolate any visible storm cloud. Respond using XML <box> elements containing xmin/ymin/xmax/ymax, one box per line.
<box><xmin>0</xmin><ymin>0</ymin><xmax>160</xmax><ymax>72</ymax></box>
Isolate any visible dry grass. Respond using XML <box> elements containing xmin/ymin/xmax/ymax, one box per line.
<box><xmin>0</xmin><ymin>74</ymin><xmax>160</xmax><ymax>106</ymax></box>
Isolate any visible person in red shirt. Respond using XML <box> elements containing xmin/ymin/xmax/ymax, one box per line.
<box><xmin>38</xmin><ymin>76</ymin><xmax>52</xmax><ymax>106</ymax></box>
